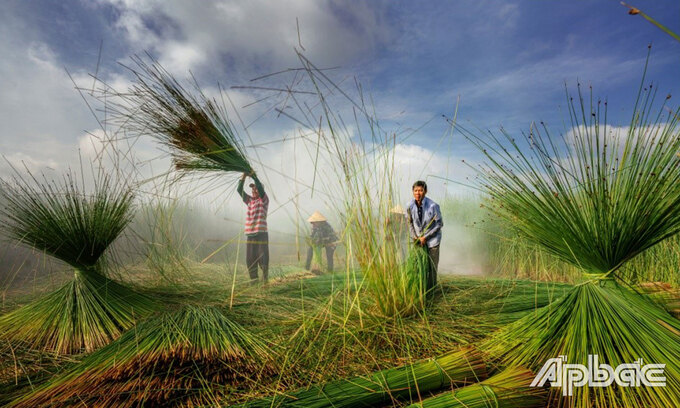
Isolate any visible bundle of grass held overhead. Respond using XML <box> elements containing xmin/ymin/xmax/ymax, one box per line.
<box><xmin>121</xmin><ymin>55</ymin><xmax>253</xmax><ymax>175</ymax></box>
<box><xmin>459</xmin><ymin>52</ymin><xmax>680</xmax><ymax>407</ymax></box>
<box><xmin>0</xmin><ymin>171</ymin><xmax>156</xmax><ymax>354</ymax></box>
<box><xmin>236</xmin><ymin>347</ymin><xmax>486</xmax><ymax>408</ymax></box>
<box><xmin>13</xmin><ymin>305</ymin><xmax>275</xmax><ymax>408</ymax></box>
<box><xmin>406</xmin><ymin>367</ymin><xmax>547</xmax><ymax>408</ymax></box>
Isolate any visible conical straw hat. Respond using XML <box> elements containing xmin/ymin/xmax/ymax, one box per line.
<box><xmin>307</xmin><ymin>211</ymin><xmax>327</xmax><ymax>222</ymax></box>
<box><xmin>390</xmin><ymin>205</ymin><xmax>406</xmax><ymax>215</ymax></box>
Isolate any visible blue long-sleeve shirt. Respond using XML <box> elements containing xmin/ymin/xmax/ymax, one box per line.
<box><xmin>406</xmin><ymin>197</ymin><xmax>443</xmax><ymax>248</ymax></box>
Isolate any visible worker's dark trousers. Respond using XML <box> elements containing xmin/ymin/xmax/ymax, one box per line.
<box><xmin>305</xmin><ymin>245</ymin><xmax>335</xmax><ymax>272</ymax></box>
<box><xmin>426</xmin><ymin>245</ymin><xmax>440</xmax><ymax>293</ymax></box>
<box><xmin>246</xmin><ymin>232</ymin><xmax>269</xmax><ymax>282</ymax></box>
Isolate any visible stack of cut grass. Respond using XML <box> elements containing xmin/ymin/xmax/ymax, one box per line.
<box><xmin>404</xmin><ymin>244</ymin><xmax>430</xmax><ymax>295</ymax></box>
<box><xmin>12</xmin><ymin>305</ymin><xmax>275</xmax><ymax>407</ymax></box>
<box><xmin>308</xmin><ymin>241</ymin><xmax>324</xmax><ymax>274</ymax></box>
<box><xmin>459</xmin><ymin>52</ymin><xmax>680</xmax><ymax>407</ymax></box>
<box><xmin>483</xmin><ymin>280</ymin><xmax>680</xmax><ymax>407</ymax></box>
<box><xmin>0</xmin><ymin>171</ymin><xmax>155</xmax><ymax>354</ymax></box>
<box><xmin>310</xmin><ymin>67</ymin><xmax>425</xmax><ymax>315</ymax></box>
<box><xmin>118</xmin><ymin>55</ymin><xmax>253</xmax><ymax>176</ymax></box>
<box><xmin>237</xmin><ymin>347</ymin><xmax>486</xmax><ymax>408</ymax></box>
<box><xmin>406</xmin><ymin>367</ymin><xmax>546</xmax><ymax>408</ymax></box>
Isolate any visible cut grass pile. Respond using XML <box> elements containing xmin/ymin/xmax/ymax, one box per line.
<box><xmin>12</xmin><ymin>305</ymin><xmax>275</xmax><ymax>407</ymax></box>
<box><xmin>236</xmin><ymin>347</ymin><xmax>486</xmax><ymax>408</ymax></box>
<box><xmin>406</xmin><ymin>367</ymin><xmax>547</xmax><ymax>408</ymax></box>
<box><xmin>483</xmin><ymin>280</ymin><xmax>680</xmax><ymax>407</ymax></box>
<box><xmin>0</xmin><ymin>170</ymin><xmax>156</xmax><ymax>354</ymax></box>
<box><xmin>461</xmin><ymin>50</ymin><xmax>680</xmax><ymax>407</ymax></box>
<box><xmin>0</xmin><ymin>268</ymin><xmax>155</xmax><ymax>354</ymax></box>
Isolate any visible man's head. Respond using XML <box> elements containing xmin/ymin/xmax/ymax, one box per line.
<box><xmin>412</xmin><ymin>180</ymin><xmax>427</xmax><ymax>202</ymax></box>
<box><xmin>249</xmin><ymin>183</ymin><xmax>259</xmax><ymax>198</ymax></box>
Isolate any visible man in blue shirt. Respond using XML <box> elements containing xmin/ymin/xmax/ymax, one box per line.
<box><xmin>406</xmin><ymin>180</ymin><xmax>443</xmax><ymax>293</ymax></box>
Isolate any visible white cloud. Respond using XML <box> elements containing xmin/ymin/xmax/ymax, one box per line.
<box><xmin>157</xmin><ymin>41</ymin><xmax>207</xmax><ymax>74</ymax></box>
<box><xmin>0</xmin><ymin>152</ymin><xmax>59</xmax><ymax>175</ymax></box>
<box><xmin>79</xmin><ymin>129</ymin><xmax>107</xmax><ymax>158</ymax></box>
<box><xmin>0</xmin><ymin>31</ymin><xmax>99</xmax><ymax>177</ymax></box>
<box><xmin>26</xmin><ymin>42</ymin><xmax>59</xmax><ymax>67</ymax></box>
<box><xmin>99</xmin><ymin>0</ymin><xmax>392</xmax><ymax>75</ymax></box>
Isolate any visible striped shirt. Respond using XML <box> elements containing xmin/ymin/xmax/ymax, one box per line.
<box><xmin>244</xmin><ymin>194</ymin><xmax>268</xmax><ymax>234</ymax></box>
<box><xmin>238</xmin><ymin>178</ymin><xmax>269</xmax><ymax>235</ymax></box>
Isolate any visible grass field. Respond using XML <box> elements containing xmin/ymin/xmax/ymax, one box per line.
<box><xmin>0</xmin><ymin>260</ymin><xmax>578</xmax><ymax>406</ymax></box>
<box><xmin>2</xmin><ymin>37</ymin><xmax>679</xmax><ymax>407</ymax></box>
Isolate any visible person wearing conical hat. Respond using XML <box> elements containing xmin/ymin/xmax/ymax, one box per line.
<box><xmin>305</xmin><ymin>211</ymin><xmax>338</xmax><ymax>273</ymax></box>
<box><xmin>390</xmin><ymin>205</ymin><xmax>406</xmax><ymax>215</ymax></box>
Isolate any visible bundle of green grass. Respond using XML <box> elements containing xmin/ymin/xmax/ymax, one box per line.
<box><xmin>406</xmin><ymin>367</ymin><xmax>547</xmax><ymax>408</ymax></box>
<box><xmin>118</xmin><ymin>55</ymin><xmax>253</xmax><ymax>176</ymax></box>
<box><xmin>12</xmin><ymin>305</ymin><xmax>275</xmax><ymax>407</ymax></box>
<box><xmin>237</xmin><ymin>347</ymin><xmax>486</xmax><ymax>408</ymax></box>
<box><xmin>460</xmin><ymin>56</ymin><xmax>680</xmax><ymax>407</ymax></box>
<box><xmin>0</xmin><ymin>171</ymin><xmax>156</xmax><ymax>354</ymax></box>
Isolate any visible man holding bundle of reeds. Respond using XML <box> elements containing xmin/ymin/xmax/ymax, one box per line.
<box><xmin>305</xmin><ymin>211</ymin><xmax>338</xmax><ymax>273</ymax></box>
<box><xmin>406</xmin><ymin>180</ymin><xmax>443</xmax><ymax>292</ymax></box>
<box><xmin>238</xmin><ymin>173</ymin><xmax>269</xmax><ymax>283</ymax></box>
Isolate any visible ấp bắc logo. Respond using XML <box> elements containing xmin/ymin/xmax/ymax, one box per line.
<box><xmin>531</xmin><ymin>354</ymin><xmax>666</xmax><ymax>396</ymax></box>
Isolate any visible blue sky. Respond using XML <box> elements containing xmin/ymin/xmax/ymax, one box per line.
<box><xmin>0</xmin><ymin>0</ymin><xmax>678</xmax><ymax>212</ymax></box>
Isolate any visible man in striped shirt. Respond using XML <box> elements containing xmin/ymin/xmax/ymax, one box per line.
<box><xmin>238</xmin><ymin>172</ymin><xmax>269</xmax><ymax>283</ymax></box>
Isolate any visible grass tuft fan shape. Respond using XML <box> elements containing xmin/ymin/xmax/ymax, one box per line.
<box><xmin>0</xmin><ymin>170</ymin><xmax>156</xmax><ymax>354</ymax></box>
<box><xmin>460</xmin><ymin>52</ymin><xmax>680</xmax><ymax>407</ymax></box>
<box><xmin>12</xmin><ymin>305</ymin><xmax>275</xmax><ymax>407</ymax></box>
<box><xmin>118</xmin><ymin>55</ymin><xmax>253</xmax><ymax>176</ymax></box>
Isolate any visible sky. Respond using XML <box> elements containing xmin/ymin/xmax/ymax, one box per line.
<box><xmin>0</xmin><ymin>0</ymin><xmax>679</xmax><ymax>249</ymax></box>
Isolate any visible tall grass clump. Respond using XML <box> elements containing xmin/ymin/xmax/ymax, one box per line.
<box><xmin>338</xmin><ymin>140</ymin><xmax>428</xmax><ymax>317</ymax></box>
<box><xmin>0</xmin><ymin>170</ymin><xmax>156</xmax><ymax>354</ymax></box>
<box><xmin>283</xmin><ymin>52</ymin><xmax>429</xmax><ymax>317</ymax></box>
<box><xmin>12</xmin><ymin>305</ymin><xmax>275</xmax><ymax>407</ymax></box>
<box><xmin>460</xmin><ymin>51</ymin><xmax>680</xmax><ymax>407</ymax></box>
<box><xmin>113</xmin><ymin>55</ymin><xmax>253</xmax><ymax>176</ymax></box>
